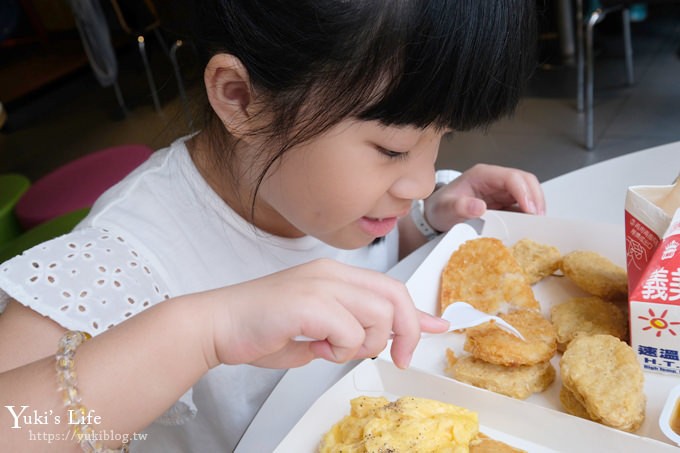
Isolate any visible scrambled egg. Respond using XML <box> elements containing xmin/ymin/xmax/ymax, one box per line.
<box><xmin>318</xmin><ymin>396</ymin><xmax>478</xmax><ymax>453</ymax></box>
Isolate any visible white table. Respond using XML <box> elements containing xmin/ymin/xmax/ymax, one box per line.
<box><xmin>235</xmin><ymin>140</ymin><xmax>680</xmax><ymax>452</ymax></box>
<box><xmin>541</xmin><ymin>141</ymin><xmax>680</xmax><ymax>224</ymax></box>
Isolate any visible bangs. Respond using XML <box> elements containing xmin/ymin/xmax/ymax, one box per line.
<box><xmin>312</xmin><ymin>0</ymin><xmax>537</xmax><ymax>132</ymax></box>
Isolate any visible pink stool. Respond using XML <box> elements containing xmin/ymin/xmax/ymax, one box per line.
<box><xmin>15</xmin><ymin>144</ymin><xmax>154</xmax><ymax>230</ymax></box>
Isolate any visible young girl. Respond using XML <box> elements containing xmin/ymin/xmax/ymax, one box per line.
<box><xmin>0</xmin><ymin>1</ymin><xmax>542</xmax><ymax>451</ymax></box>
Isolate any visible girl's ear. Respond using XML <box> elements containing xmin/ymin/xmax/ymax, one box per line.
<box><xmin>204</xmin><ymin>54</ymin><xmax>255</xmax><ymax>139</ymax></box>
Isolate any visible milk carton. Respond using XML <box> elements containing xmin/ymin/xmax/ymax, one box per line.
<box><xmin>626</xmin><ymin>180</ymin><xmax>680</xmax><ymax>376</ymax></box>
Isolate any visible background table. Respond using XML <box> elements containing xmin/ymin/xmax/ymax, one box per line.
<box><xmin>540</xmin><ymin>140</ymin><xmax>680</xmax><ymax>224</ymax></box>
<box><xmin>235</xmin><ymin>140</ymin><xmax>680</xmax><ymax>452</ymax></box>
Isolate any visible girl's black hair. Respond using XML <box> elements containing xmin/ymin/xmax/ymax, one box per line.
<box><xmin>191</xmin><ymin>0</ymin><xmax>536</xmax><ymax>206</ymax></box>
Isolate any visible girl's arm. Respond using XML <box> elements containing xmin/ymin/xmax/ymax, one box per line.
<box><xmin>0</xmin><ymin>296</ymin><xmax>213</xmax><ymax>451</ymax></box>
<box><xmin>0</xmin><ymin>259</ymin><xmax>449</xmax><ymax>451</ymax></box>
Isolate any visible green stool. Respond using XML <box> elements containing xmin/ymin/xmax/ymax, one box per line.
<box><xmin>0</xmin><ymin>174</ymin><xmax>30</xmax><ymax>246</ymax></box>
<box><xmin>0</xmin><ymin>208</ymin><xmax>90</xmax><ymax>264</ymax></box>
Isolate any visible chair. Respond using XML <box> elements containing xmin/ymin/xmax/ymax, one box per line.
<box><xmin>14</xmin><ymin>144</ymin><xmax>153</xmax><ymax>230</ymax></box>
<box><xmin>67</xmin><ymin>0</ymin><xmax>126</xmax><ymax>113</ymax></box>
<box><xmin>575</xmin><ymin>1</ymin><xmax>679</xmax><ymax>149</ymax></box>
<box><xmin>0</xmin><ymin>208</ymin><xmax>90</xmax><ymax>264</ymax></box>
<box><xmin>67</xmin><ymin>0</ymin><xmax>189</xmax><ymax>121</ymax></box>
<box><xmin>0</xmin><ymin>174</ymin><xmax>31</xmax><ymax>245</ymax></box>
<box><xmin>109</xmin><ymin>0</ymin><xmax>189</xmax><ymax>116</ymax></box>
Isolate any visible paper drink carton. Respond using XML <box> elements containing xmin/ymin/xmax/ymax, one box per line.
<box><xmin>626</xmin><ymin>180</ymin><xmax>680</xmax><ymax>376</ymax></box>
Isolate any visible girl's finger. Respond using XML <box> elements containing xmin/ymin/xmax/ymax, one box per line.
<box><xmin>496</xmin><ymin>170</ymin><xmax>535</xmax><ymax>213</ymax></box>
<box><xmin>417</xmin><ymin>310</ymin><xmax>450</xmax><ymax>333</ymax></box>
<box><xmin>523</xmin><ymin>172</ymin><xmax>545</xmax><ymax>215</ymax></box>
<box><xmin>427</xmin><ymin>194</ymin><xmax>486</xmax><ymax>232</ymax></box>
<box><xmin>295</xmin><ymin>279</ymin><xmax>398</xmax><ymax>363</ymax></box>
<box><xmin>328</xmin><ymin>264</ymin><xmax>422</xmax><ymax>368</ymax></box>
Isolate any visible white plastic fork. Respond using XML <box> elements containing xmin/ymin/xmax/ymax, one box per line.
<box><xmin>433</xmin><ymin>302</ymin><xmax>525</xmax><ymax>340</ymax></box>
<box><xmin>293</xmin><ymin>301</ymin><xmax>524</xmax><ymax>342</ymax></box>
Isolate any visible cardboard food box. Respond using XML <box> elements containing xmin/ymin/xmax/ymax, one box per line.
<box><xmin>626</xmin><ymin>182</ymin><xmax>680</xmax><ymax>377</ymax></box>
<box><xmin>276</xmin><ymin>211</ymin><xmax>679</xmax><ymax>450</ymax></box>
<box><xmin>275</xmin><ymin>359</ymin><xmax>676</xmax><ymax>452</ymax></box>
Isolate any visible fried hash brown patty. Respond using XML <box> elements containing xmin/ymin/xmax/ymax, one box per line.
<box><xmin>550</xmin><ymin>296</ymin><xmax>628</xmax><ymax>352</ymax></box>
<box><xmin>446</xmin><ymin>354</ymin><xmax>555</xmax><ymax>400</ymax></box>
<box><xmin>510</xmin><ymin>238</ymin><xmax>562</xmax><ymax>284</ymax></box>
<box><xmin>470</xmin><ymin>433</ymin><xmax>527</xmax><ymax>453</ymax></box>
<box><xmin>560</xmin><ymin>334</ymin><xmax>645</xmax><ymax>432</ymax></box>
<box><xmin>560</xmin><ymin>251</ymin><xmax>628</xmax><ymax>301</ymax></box>
<box><xmin>440</xmin><ymin>237</ymin><xmax>539</xmax><ymax>315</ymax></box>
<box><xmin>559</xmin><ymin>386</ymin><xmax>592</xmax><ymax>420</ymax></box>
<box><xmin>464</xmin><ymin>310</ymin><xmax>557</xmax><ymax>366</ymax></box>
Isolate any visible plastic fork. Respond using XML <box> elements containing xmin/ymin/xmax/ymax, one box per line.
<box><xmin>293</xmin><ymin>301</ymin><xmax>524</xmax><ymax>342</ymax></box>
<box><xmin>433</xmin><ymin>302</ymin><xmax>525</xmax><ymax>340</ymax></box>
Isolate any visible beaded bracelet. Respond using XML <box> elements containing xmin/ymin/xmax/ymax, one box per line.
<box><xmin>56</xmin><ymin>331</ymin><xmax>130</xmax><ymax>453</ymax></box>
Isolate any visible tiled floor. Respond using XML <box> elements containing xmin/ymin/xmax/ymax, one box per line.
<box><xmin>1</xmin><ymin>7</ymin><xmax>679</xmax><ymax>184</ymax></box>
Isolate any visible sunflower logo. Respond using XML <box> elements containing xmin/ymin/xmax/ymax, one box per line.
<box><xmin>638</xmin><ymin>308</ymin><xmax>680</xmax><ymax>337</ymax></box>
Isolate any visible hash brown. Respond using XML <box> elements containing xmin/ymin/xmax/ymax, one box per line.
<box><xmin>550</xmin><ymin>296</ymin><xmax>628</xmax><ymax>352</ymax></box>
<box><xmin>440</xmin><ymin>237</ymin><xmax>540</xmax><ymax>315</ymax></box>
<box><xmin>560</xmin><ymin>251</ymin><xmax>628</xmax><ymax>301</ymax></box>
<box><xmin>560</xmin><ymin>334</ymin><xmax>645</xmax><ymax>432</ymax></box>
<box><xmin>470</xmin><ymin>433</ymin><xmax>527</xmax><ymax>453</ymax></box>
<box><xmin>559</xmin><ymin>386</ymin><xmax>592</xmax><ymax>421</ymax></box>
<box><xmin>446</xmin><ymin>354</ymin><xmax>555</xmax><ymax>400</ymax></box>
<box><xmin>510</xmin><ymin>238</ymin><xmax>562</xmax><ymax>284</ymax></box>
<box><xmin>463</xmin><ymin>310</ymin><xmax>558</xmax><ymax>366</ymax></box>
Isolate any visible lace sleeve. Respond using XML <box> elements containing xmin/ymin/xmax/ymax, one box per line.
<box><xmin>0</xmin><ymin>227</ymin><xmax>170</xmax><ymax>335</ymax></box>
<box><xmin>0</xmin><ymin>227</ymin><xmax>198</xmax><ymax>425</ymax></box>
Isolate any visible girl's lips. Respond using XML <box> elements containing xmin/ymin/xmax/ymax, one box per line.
<box><xmin>358</xmin><ymin>216</ymin><xmax>399</xmax><ymax>237</ymax></box>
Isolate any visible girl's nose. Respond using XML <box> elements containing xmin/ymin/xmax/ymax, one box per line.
<box><xmin>390</xmin><ymin>128</ymin><xmax>442</xmax><ymax>200</ymax></box>
<box><xmin>390</xmin><ymin>160</ymin><xmax>437</xmax><ymax>202</ymax></box>
<box><xmin>390</xmin><ymin>133</ymin><xmax>440</xmax><ymax>201</ymax></box>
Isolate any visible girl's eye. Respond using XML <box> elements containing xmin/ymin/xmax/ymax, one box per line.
<box><xmin>377</xmin><ymin>146</ymin><xmax>409</xmax><ymax>160</ymax></box>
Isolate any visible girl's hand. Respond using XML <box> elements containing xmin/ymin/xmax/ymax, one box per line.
<box><xmin>424</xmin><ymin>164</ymin><xmax>545</xmax><ymax>233</ymax></box>
<box><xmin>204</xmin><ymin>259</ymin><xmax>449</xmax><ymax>370</ymax></box>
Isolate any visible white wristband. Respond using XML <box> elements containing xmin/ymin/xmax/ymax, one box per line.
<box><xmin>410</xmin><ymin>169</ymin><xmax>461</xmax><ymax>241</ymax></box>
<box><xmin>433</xmin><ymin>169</ymin><xmax>460</xmax><ymax>189</ymax></box>
<box><xmin>411</xmin><ymin>198</ymin><xmax>439</xmax><ymax>240</ymax></box>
